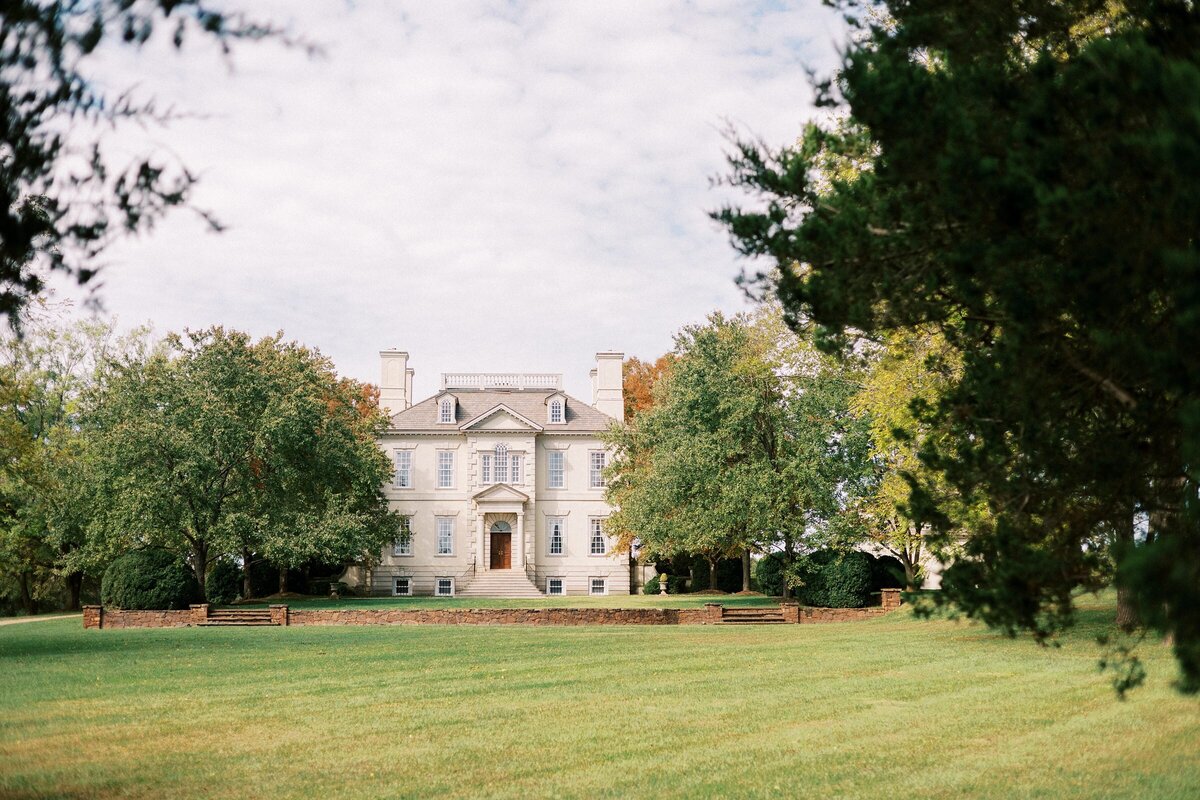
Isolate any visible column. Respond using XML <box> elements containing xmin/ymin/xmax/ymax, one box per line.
<box><xmin>516</xmin><ymin>511</ymin><xmax>525</xmax><ymax>568</ymax></box>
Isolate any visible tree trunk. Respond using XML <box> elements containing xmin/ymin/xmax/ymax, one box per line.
<box><xmin>191</xmin><ymin>541</ymin><xmax>209</xmax><ymax>600</ymax></box>
<box><xmin>1115</xmin><ymin>512</ymin><xmax>1139</xmax><ymax>631</ymax></box>
<box><xmin>278</xmin><ymin>565</ymin><xmax>288</xmax><ymax>595</ymax></box>
<box><xmin>706</xmin><ymin>556</ymin><xmax>718</xmax><ymax>591</ymax></box>
<box><xmin>242</xmin><ymin>548</ymin><xmax>254</xmax><ymax>599</ymax></box>
<box><xmin>66</xmin><ymin>571</ymin><xmax>83</xmax><ymax>611</ymax></box>
<box><xmin>742</xmin><ymin>550</ymin><xmax>751</xmax><ymax>593</ymax></box>
<box><xmin>903</xmin><ymin>558</ymin><xmax>917</xmax><ymax>592</ymax></box>
<box><xmin>19</xmin><ymin>572</ymin><xmax>36</xmax><ymax>615</ymax></box>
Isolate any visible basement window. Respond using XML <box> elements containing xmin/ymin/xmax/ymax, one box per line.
<box><xmin>435</xmin><ymin>577</ymin><xmax>455</xmax><ymax>597</ymax></box>
<box><xmin>547</xmin><ymin>577</ymin><xmax>565</xmax><ymax>596</ymax></box>
<box><xmin>392</xmin><ymin>577</ymin><xmax>412</xmax><ymax>597</ymax></box>
<box><xmin>589</xmin><ymin>578</ymin><xmax>607</xmax><ymax>596</ymax></box>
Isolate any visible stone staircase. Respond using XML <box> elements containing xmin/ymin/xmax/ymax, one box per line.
<box><xmin>719</xmin><ymin>607</ymin><xmax>786</xmax><ymax>625</ymax></box>
<box><xmin>197</xmin><ymin>608</ymin><xmax>278</xmax><ymax>627</ymax></box>
<box><xmin>457</xmin><ymin>570</ymin><xmax>543</xmax><ymax>598</ymax></box>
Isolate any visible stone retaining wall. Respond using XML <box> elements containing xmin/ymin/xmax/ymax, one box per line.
<box><xmin>84</xmin><ymin>598</ymin><xmax>902</xmax><ymax>629</ymax></box>
<box><xmin>287</xmin><ymin>605</ymin><xmax>720</xmax><ymax>626</ymax></box>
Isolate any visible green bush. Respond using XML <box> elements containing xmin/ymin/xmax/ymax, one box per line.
<box><xmin>791</xmin><ymin>550</ymin><xmax>874</xmax><ymax>608</ymax></box>
<box><xmin>753</xmin><ymin>553</ymin><xmax>787</xmax><ymax>596</ymax></box>
<box><xmin>870</xmin><ymin>554</ymin><xmax>907</xmax><ymax>592</ymax></box>
<box><xmin>642</xmin><ymin>574</ymin><xmax>686</xmax><ymax>595</ymax></box>
<box><xmin>689</xmin><ymin>557</ymin><xmax>744</xmax><ymax>592</ymax></box>
<box><xmin>101</xmin><ymin>550</ymin><xmax>203</xmax><ymax>610</ymax></box>
<box><xmin>205</xmin><ymin>559</ymin><xmax>242</xmax><ymax>605</ymax></box>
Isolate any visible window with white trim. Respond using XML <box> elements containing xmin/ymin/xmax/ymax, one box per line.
<box><xmin>494</xmin><ymin>444</ymin><xmax>509</xmax><ymax>483</ymax></box>
<box><xmin>509</xmin><ymin>454</ymin><xmax>522</xmax><ymax>485</ymax></box>
<box><xmin>547</xmin><ymin>451</ymin><xmax>564</xmax><ymax>489</ymax></box>
<box><xmin>481</xmin><ymin>453</ymin><xmax>491</xmax><ymax>484</ymax></box>
<box><xmin>393</xmin><ymin>450</ymin><xmax>412</xmax><ymax>488</ymax></box>
<box><xmin>549</xmin><ymin>399</ymin><xmax>564</xmax><ymax>424</ymax></box>
<box><xmin>589</xmin><ymin>518</ymin><xmax>606</xmax><ymax>556</ymax></box>
<box><xmin>439</xmin><ymin>398</ymin><xmax>454</xmax><ymax>424</ymax></box>
<box><xmin>436</xmin><ymin>577</ymin><xmax>454</xmax><ymax>597</ymax></box>
<box><xmin>547</xmin><ymin>517</ymin><xmax>565</xmax><ymax>556</ymax></box>
<box><xmin>589</xmin><ymin>577</ymin><xmax>607</xmax><ymax>596</ymax></box>
<box><xmin>392</xmin><ymin>516</ymin><xmax>413</xmax><ymax>556</ymax></box>
<box><xmin>436</xmin><ymin>517</ymin><xmax>454</xmax><ymax>555</ymax></box>
<box><xmin>589</xmin><ymin>450</ymin><xmax>606</xmax><ymax>488</ymax></box>
<box><xmin>437</xmin><ymin>450</ymin><xmax>454</xmax><ymax>488</ymax></box>
<box><xmin>547</xmin><ymin>577</ymin><xmax>565</xmax><ymax>595</ymax></box>
<box><xmin>392</xmin><ymin>577</ymin><xmax>412</xmax><ymax>596</ymax></box>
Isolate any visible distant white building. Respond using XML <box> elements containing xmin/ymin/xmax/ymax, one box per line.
<box><xmin>341</xmin><ymin>351</ymin><xmax>631</xmax><ymax>598</ymax></box>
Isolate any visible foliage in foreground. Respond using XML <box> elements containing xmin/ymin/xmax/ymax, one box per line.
<box><xmin>0</xmin><ymin>1</ymin><xmax>289</xmax><ymax>322</ymax></box>
<box><xmin>718</xmin><ymin>0</ymin><xmax>1200</xmax><ymax>691</ymax></box>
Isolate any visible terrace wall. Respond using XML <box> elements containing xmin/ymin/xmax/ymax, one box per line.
<box><xmin>84</xmin><ymin>597</ymin><xmax>903</xmax><ymax>629</ymax></box>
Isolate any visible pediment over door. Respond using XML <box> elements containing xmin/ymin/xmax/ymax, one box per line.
<box><xmin>472</xmin><ymin>483</ymin><xmax>530</xmax><ymax>504</ymax></box>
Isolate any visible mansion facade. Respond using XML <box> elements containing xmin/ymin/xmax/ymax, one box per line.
<box><xmin>341</xmin><ymin>350</ymin><xmax>631</xmax><ymax>597</ymax></box>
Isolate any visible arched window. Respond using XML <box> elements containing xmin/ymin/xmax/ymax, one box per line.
<box><xmin>490</xmin><ymin>520</ymin><xmax>511</xmax><ymax>534</ymax></box>
<box><xmin>549</xmin><ymin>399</ymin><xmax>564</xmax><ymax>424</ymax></box>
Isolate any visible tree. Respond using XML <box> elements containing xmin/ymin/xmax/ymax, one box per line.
<box><xmin>848</xmin><ymin>327</ymin><xmax>972</xmax><ymax>590</ymax></box>
<box><xmin>0</xmin><ymin>304</ymin><xmax>154</xmax><ymax>612</ymax></box>
<box><xmin>623</xmin><ymin>354</ymin><xmax>674</xmax><ymax>419</ymax></box>
<box><xmin>80</xmin><ymin>327</ymin><xmax>399</xmax><ymax>599</ymax></box>
<box><xmin>605</xmin><ymin>308</ymin><xmax>866</xmax><ymax>593</ymax></box>
<box><xmin>717</xmin><ymin>1</ymin><xmax>1200</xmax><ymax>690</ymax></box>
<box><xmin>0</xmin><ymin>2</ymin><xmax>293</xmax><ymax>323</ymax></box>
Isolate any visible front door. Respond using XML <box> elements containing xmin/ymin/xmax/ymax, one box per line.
<box><xmin>490</xmin><ymin>532</ymin><xmax>511</xmax><ymax>569</ymax></box>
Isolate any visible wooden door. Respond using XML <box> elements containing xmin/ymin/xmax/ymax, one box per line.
<box><xmin>490</xmin><ymin>532</ymin><xmax>511</xmax><ymax>569</ymax></box>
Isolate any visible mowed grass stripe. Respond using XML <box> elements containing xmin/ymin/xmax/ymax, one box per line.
<box><xmin>0</xmin><ymin>595</ymin><xmax>1197</xmax><ymax>799</ymax></box>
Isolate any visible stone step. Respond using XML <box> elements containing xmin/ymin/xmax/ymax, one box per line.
<box><xmin>720</xmin><ymin>608</ymin><xmax>787</xmax><ymax>624</ymax></box>
<box><xmin>197</xmin><ymin>621</ymin><xmax>279</xmax><ymax>627</ymax></box>
<box><xmin>458</xmin><ymin>571</ymin><xmax>543</xmax><ymax>598</ymax></box>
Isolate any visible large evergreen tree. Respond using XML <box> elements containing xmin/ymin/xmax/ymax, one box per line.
<box><xmin>718</xmin><ymin>0</ymin><xmax>1200</xmax><ymax>690</ymax></box>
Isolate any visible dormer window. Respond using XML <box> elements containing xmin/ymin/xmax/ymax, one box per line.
<box><xmin>546</xmin><ymin>393</ymin><xmax>567</xmax><ymax>424</ymax></box>
<box><xmin>439</xmin><ymin>397</ymin><xmax>454</xmax><ymax>424</ymax></box>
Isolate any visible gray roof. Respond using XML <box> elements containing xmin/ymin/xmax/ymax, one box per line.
<box><xmin>389</xmin><ymin>390</ymin><xmax>614</xmax><ymax>433</ymax></box>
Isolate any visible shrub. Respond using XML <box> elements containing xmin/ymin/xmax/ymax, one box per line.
<box><xmin>642</xmin><ymin>574</ymin><xmax>686</xmax><ymax>595</ymax></box>
<box><xmin>753</xmin><ymin>553</ymin><xmax>788</xmax><ymax>596</ymax></box>
<box><xmin>206</xmin><ymin>559</ymin><xmax>242</xmax><ymax>605</ymax></box>
<box><xmin>870</xmin><ymin>554</ymin><xmax>907</xmax><ymax>592</ymax></box>
<box><xmin>101</xmin><ymin>550</ymin><xmax>203</xmax><ymax>610</ymax></box>
<box><xmin>791</xmin><ymin>550</ymin><xmax>873</xmax><ymax>608</ymax></box>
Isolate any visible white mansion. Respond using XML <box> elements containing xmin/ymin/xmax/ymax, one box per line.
<box><xmin>340</xmin><ymin>350</ymin><xmax>631</xmax><ymax>598</ymax></box>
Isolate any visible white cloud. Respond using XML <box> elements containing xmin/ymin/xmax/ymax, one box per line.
<box><xmin>53</xmin><ymin>0</ymin><xmax>847</xmax><ymax>399</ymax></box>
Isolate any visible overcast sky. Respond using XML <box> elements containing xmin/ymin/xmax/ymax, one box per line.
<box><xmin>57</xmin><ymin>1</ymin><xmax>847</xmax><ymax>400</ymax></box>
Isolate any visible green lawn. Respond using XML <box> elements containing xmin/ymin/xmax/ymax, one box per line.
<box><xmin>247</xmin><ymin>593</ymin><xmax>784</xmax><ymax>610</ymax></box>
<box><xmin>1</xmin><ymin>594</ymin><xmax>1197</xmax><ymax>799</ymax></box>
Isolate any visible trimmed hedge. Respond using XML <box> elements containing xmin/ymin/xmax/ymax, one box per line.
<box><xmin>793</xmin><ymin>550</ymin><xmax>874</xmax><ymax>608</ymax></box>
<box><xmin>101</xmin><ymin>550</ymin><xmax>203</xmax><ymax>610</ymax></box>
<box><xmin>205</xmin><ymin>559</ymin><xmax>241</xmax><ymax>605</ymax></box>
<box><xmin>753</xmin><ymin>552</ymin><xmax>787</xmax><ymax>597</ymax></box>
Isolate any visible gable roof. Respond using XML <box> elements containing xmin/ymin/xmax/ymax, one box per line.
<box><xmin>389</xmin><ymin>389</ymin><xmax>614</xmax><ymax>432</ymax></box>
<box><xmin>458</xmin><ymin>404</ymin><xmax>544</xmax><ymax>432</ymax></box>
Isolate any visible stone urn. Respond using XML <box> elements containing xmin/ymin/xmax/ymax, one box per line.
<box><xmin>658</xmin><ymin>574</ymin><xmax>669</xmax><ymax>596</ymax></box>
